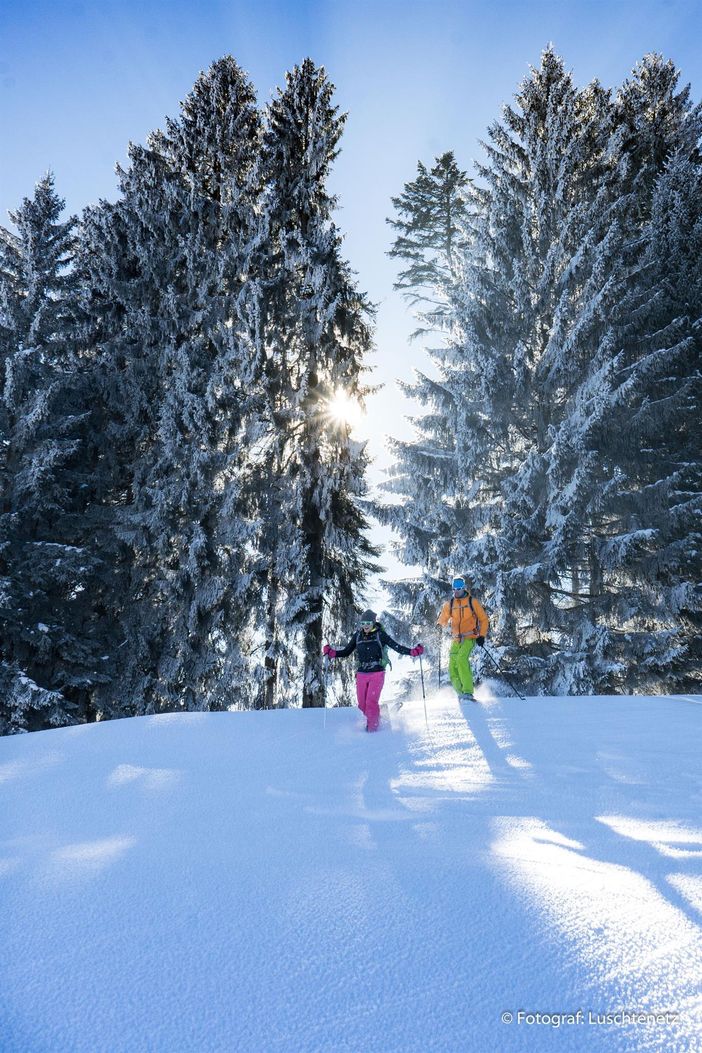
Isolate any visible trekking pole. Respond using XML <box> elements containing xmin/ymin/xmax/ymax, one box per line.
<box><xmin>437</xmin><ymin>630</ymin><xmax>441</xmax><ymax>688</ymax></box>
<box><xmin>419</xmin><ymin>654</ymin><xmax>428</xmax><ymax>729</ymax></box>
<box><xmin>481</xmin><ymin>645</ymin><xmax>527</xmax><ymax>701</ymax></box>
<box><xmin>323</xmin><ymin>656</ymin><xmax>332</xmax><ymax>729</ymax></box>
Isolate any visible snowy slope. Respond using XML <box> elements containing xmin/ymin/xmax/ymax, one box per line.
<box><xmin>1</xmin><ymin>690</ymin><xmax>701</xmax><ymax>1053</ymax></box>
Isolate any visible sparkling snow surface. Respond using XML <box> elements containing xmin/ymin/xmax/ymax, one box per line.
<box><xmin>1</xmin><ymin>691</ymin><xmax>701</xmax><ymax>1053</ymax></box>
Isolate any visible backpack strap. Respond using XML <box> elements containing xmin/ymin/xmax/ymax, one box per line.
<box><xmin>449</xmin><ymin>593</ymin><xmax>479</xmax><ymax>633</ymax></box>
<box><xmin>376</xmin><ymin>623</ymin><xmax>392</xmax><ymax>670</ymax></box>
<box><xmin>469</xmin><ymin>595</ymin><xmax>481</xmax><ymax>633</ymax></box>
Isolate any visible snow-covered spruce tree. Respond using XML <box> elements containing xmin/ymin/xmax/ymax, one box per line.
<box><xmin>0</xmin><ymin>175</ymin><xmax>107</xmax><ymax>733</ymax></box>
<box><xmin>472</xmin><ymin>53</ymin><xmax>632</xmax><ymax>694</ymax></box>
<box><xmin>380</xmin><ymin>48</ymin><xmax>701</xmax><ymax>696</ymax></box>
<box><xmin>382</xmin><ymin>50</ymin><xmax>629</xmax><ymax>692</ymax></box>
<box><xmin>80</xmin><ymin>58</ymin><xmax>265</xmax><ymax>715</ymax></box>
<box><xmin>457</xmin><ymin>51</ymin><xmax>701</xmax><ymax>694</ymax></box>
<box><xmin>539</xmin><ymin>55</ymin><xmax>702</xmax><ymax>694</ymax></box>
<box><xmin>587</xmin><ymin>149</ymin><xmax>702</xmax><ymax>694</ymax></box>
<box><xmin>615</xmin><ymin>54</ymin><xmax>702</xmax><ymax>217</ymax></box>
<box><xmin>259</xmin><ymin>59</ymin><xmax>378</xmax><ymax>708</ymax></box>
<box><xmin>375</xmin><ymin>152</ymin><xmax>472</xmax><ymax>655</ymax></box>
<box><xmin>387</xmin><ymin>152</ymin><xmax>472</xmax><ymax>340</ymax></box>
<box><xmin>74</xmin><ymin>193</ymin><xmax>161</xmax><ymax>721</ymax></box>
<box><xmin>532</xmin><ymin>53</ymin><xmax>702</xmax><ymax>690</ymax></box>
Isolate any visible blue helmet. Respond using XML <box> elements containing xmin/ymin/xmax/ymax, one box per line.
<box><xmin>452</xmin><ymin>577</ymin><xmax>466</xmax><ymax>591</ymax></box>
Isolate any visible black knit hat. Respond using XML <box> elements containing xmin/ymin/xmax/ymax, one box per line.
<box><xmin>360</xmin><ymin>609</ymin><xmax>377</xmax><ymax>623</ymax></box>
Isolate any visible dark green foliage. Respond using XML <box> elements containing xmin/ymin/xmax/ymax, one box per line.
<box><xmin>0</xmin><ymin>175</ymin><xmax>108</xmax><ymax>733</ymax></box>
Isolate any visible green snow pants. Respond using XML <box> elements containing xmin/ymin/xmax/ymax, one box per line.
<box><xmin>449</xmin><ymin>638</ymin><xmax>476</xmax><ymax>695</ymax></box>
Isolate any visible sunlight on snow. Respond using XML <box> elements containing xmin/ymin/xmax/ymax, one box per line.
<box><xmin>468</xmin><ymin>693</ymin><xmax>533</xmax><ymax>772</ymax></box>
<box><xmin>505</xmin><ymin>753</ymin><xmax>533</xmax><ymax>771</ymax></box>
<box><xmin>107</xmin><ymin>764</ymin><xmax>181</xmax><ymax>791</ymax></box>
<box><xmin>49</xmin><ymin>835</ymin><xmax>137</xmax><ymax>877</ymax></box>
<box><xmin>0</xmin><ymin>752</ymin><xmax>63</xmax><ymax>784</ymax></box>
<box><xmin>596</xmin><ymin>751</ymin><xmax>646</xmax><ymax>785</ymax></box>
<box><xmin>392</xmin><ymin>692</ymin><xmax>494</xmax><ymax>795</ymax></box>
<box><xmin>597</xmin><ymin>816</ymin><xmax>702</xmax><ymax>859</ymax></box>
<box><xmin>492</xmin><ymin>816</ymin><xmax>702</xmax><ymax>1042</ymax></box>
<box><xmin>0</xmin><ymin>759</ymin><xmax>33</xmax><ymax>784</ymax></box>
<box><xmin>147</xmin><ymin>712</ymin><xmax>209</xmax><ymax>727</ymax></box>
<box><xmin>391</xmin><ymin>743</ymin><xmax>492</xmax><ymax>795</ymax></box>
<box><xmin>667</xmin><ymin>875</ymin><xmax>702</xmax><ymax>918</ymax></box>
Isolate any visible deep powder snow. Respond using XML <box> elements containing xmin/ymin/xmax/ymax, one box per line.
<box><xmin>0</xmin><ymin>689</ymin><xmax>701</xmax><ymax>1052</ymax></box>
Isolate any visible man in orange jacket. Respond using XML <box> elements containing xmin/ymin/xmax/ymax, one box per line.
<box><xmin>437</xmin><ymin>577</ymin><xmax>489</xmax><ymax>702</ymax></box>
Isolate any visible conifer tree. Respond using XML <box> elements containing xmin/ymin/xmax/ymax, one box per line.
<box><xmin>587</xmin><ymin>151</ymin><xmax>702</xmax><ymax>693</ymax></box>
<box><xmin>550</xmin><ymin>55</ymin><xmax>702</xmax><ymax>693</ymax></box>
<box><xmin>376</xmin><ymin>152</ymin><xmax>472</xmax><ymax>656</ymax></box>
<box><xmin>387</xmin><ymin>152</ymin><xmax>471</xmax><ymax>339</ymax></box>
<box><xmin>615</xmin><ymin>53</ymin><xmax>702</xmax><ymax>210</ymax></box>
<box><xmin>79</xmin><ymin>57</ymin><xmax>265</xmax><ymax>715</ymax></box>
<box><xmin>74</xmin><ymin>193</ymin><xmax>157</xmax><ymax>720</ymax></box>
<box><xmin>381</xmin><ymin>52</ymin><xmax>624</xmax><ymax>687</ymax></box>
<box><xmin>0</xmin><ymin>175</ymin><xmax>106</xmax><ymax>732</ymax></box>
<box><xmin>382</xmin><ymin>48</ymin><xmax>702</xmax><ymax>695</ymax></box>
<box><xmin>473</xmin><ymin>51</ymin><xmax>627</xmax><ymax>692</ymax></box>
<box><xmin>259</xmin><ymin>59</ymin><xmax>378</xmax><ymax>708</ymax></box>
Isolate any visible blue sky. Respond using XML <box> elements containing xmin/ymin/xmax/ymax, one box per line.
<box><xmin>2</xmin><ymin>0</ymin><xmax>701</xmax><ymax>591</ymax></box>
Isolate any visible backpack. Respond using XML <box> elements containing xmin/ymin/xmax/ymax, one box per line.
<box><xmin>377</xmin><ymin>622</ymin><xmax>392</xmax><ymax>670</ymax></box>
<box><xmin>356</xmin><ymin>623</ymin><xmax>392</xmax><ymax>670</ymax></box>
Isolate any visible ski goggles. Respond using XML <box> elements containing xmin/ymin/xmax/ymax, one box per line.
<box><xmin>452</xmin><ymin>578</ymin><xmax>466</xmax><ymax>591</ymax></box>
<box><xmin>360</xmin><ymin>620</ymin><xmax>375</xmax><ymax>628</ymax></box>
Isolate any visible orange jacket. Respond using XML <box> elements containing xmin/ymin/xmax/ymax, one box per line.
<box><xmin>437</xmin><ymin>593</ymin><xmax>489</xmax><ymax>640</ymax></box>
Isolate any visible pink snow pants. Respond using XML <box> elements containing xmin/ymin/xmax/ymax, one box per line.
<box><xmin>356</xmin><ymin>671</ymin><xmax>385</xmax><ymax>731</ymax></box>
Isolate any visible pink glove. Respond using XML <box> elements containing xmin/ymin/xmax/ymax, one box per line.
<box><xmin>323</xmin><ymin>644</ymin><xmax>337</xmax><ymax>658</ymax></box>
<box><xmin>410</xmin><ymin>644</ymin><xmax>424</xmax><ymax>657</ymax></box>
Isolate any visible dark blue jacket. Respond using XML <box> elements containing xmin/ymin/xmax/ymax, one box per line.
<box><xmin>334</xmin><ymin>623</ymin><xmax>412</xmax><ymax>673</ymax></box>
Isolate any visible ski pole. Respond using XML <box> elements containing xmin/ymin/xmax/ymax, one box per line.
<box><xmin>481</xmin><ymin>645</ymin><xmax>526</xmax><ymax>701</ymax></box>
<box><xmin>419</xmin><ymin>654</ymin><xmax>428</xmax><ymax>729</ymax></box>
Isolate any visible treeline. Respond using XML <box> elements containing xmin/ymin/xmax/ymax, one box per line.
<box><xmin>380</xmin><ymin>48</ymin><xmax>701</xmax><ymax>696</ymax></box>
<box><xmin>0</xmin><ymin>57</ymin><xmax>378</xmax><ymax>734</ymax></box>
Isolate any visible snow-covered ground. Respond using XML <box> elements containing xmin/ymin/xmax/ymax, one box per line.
<box><xmin>1</xmin><ymin>689</ymin><xmax>701</xmax><ymax>1053</ymax></box>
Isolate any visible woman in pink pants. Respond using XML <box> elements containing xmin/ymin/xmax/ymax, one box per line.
<box><xmin>323</xmin><ymin>609</ymin><xmax>424</xmax><ymax>731</ymax></box>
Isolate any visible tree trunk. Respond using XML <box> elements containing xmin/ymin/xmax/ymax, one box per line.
<box><xmin>262</xmin><ymin>574</ymin><xmax>279</xmax><ymax>709</ymax></box>
<box><xmin>301</xmin><ymin>452</ymin><xmax>324</xmax><ymax>708</ymax></box>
